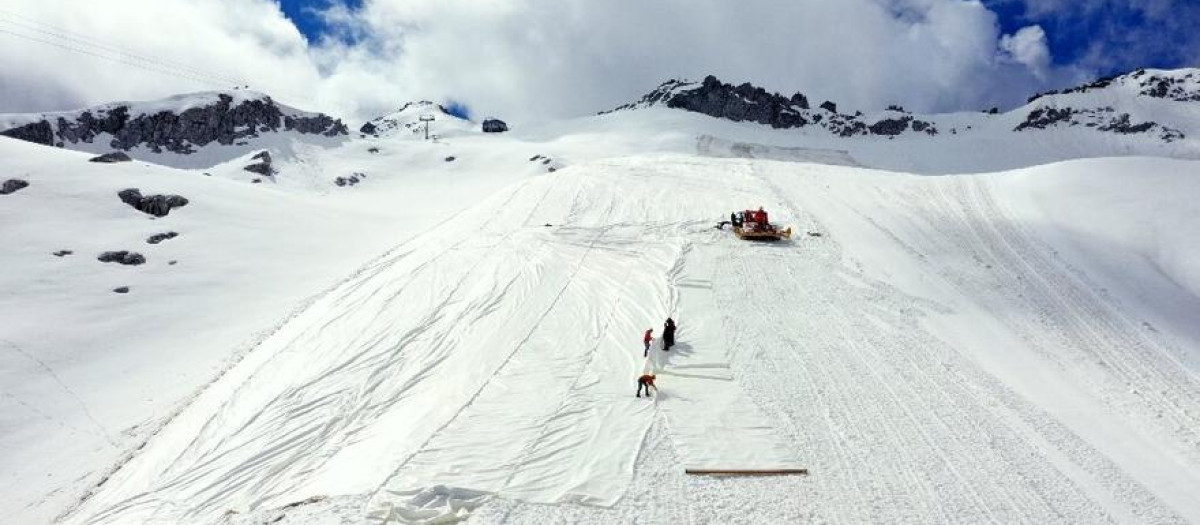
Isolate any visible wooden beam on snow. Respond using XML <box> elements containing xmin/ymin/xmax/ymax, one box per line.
<box><xmin>685</xmin><ymin>468</ymin><xmax>809</xmax><ymax>476</ymax></box>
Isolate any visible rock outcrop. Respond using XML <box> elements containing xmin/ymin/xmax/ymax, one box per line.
<box><xmin>118</xmin><ymin>188</ymin><xmax>189</xmax><ymax>217</ymax></box>
<box><xmin>1</xmin><ymin>93</ymin><xmax>348</xmax><ymax>155</ymax></box>
<box><xmin>661</xmin><ymin>76</ymin><xmax>812</xmax><ymax>130</ymax></box>
<box><xmin>147</xmin><ymin>232</ymin><xmax>179</xmax><ymax>244</ymax></box>
<box><xmin>1</xmin><ymin>120</ymin><xmax>53</xmax><ymax>145</ymax></box>
<box><xmin>1</xmin><ymin>179</ymin><xmax>29</xmax><ymax>195</ymax></box>
<box><xmin>335</xmin><ymin>172</ymin><xmax>366</xmax><ymax>187</ymax></box>
<box><xmin>243</xmin><ymin>151</ymin><xmax>274</xmax><ymax>176</ymax></box>
<box><xmin>1028</xmin><ymin>69</ymin><xmax>1200</xmax><ymax>104</ymax></box>
<box><xmin>89</xmin><ymin>152</ymin><xmax>132</xmax><ymax>163</ymax></box>
<box><xmin>97</xmin><ymin>251</ymin><xmax>146</xmax><ymax>265</ymax></box>
<box><xmin>608</xmin><ymin>75</ymin><xmax>936</xmax><ymax>137</ymax></box>
<box><xmin>1014</xmin><ymin>105</ymin><xmax>1184</xmax><ymax>141</ymax></box>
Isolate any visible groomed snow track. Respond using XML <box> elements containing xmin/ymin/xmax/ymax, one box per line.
<box><xmin>61</xmin><ymin>156</ymin><xmax>1200</xmax><ymax>524</ymax></box>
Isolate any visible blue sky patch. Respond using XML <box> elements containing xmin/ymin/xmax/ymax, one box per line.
<box><xmin>278</xmin><ymin>0</ymin><xmax>1197</xmax><ymax>90</ymax></box>
<box><xmin>277</xmin><ymin>0</ymin><xmax>362</xmax><ymax>44</ymax></box>
<box><xmin>444</xmin><ymin>100</ymin><xmax>472</xmax><ymax>120</ymax></box>
<box><xmin>982</xmin><ymin>0</ymin><xmax>1200</xmax><ymax>76</ymax></box>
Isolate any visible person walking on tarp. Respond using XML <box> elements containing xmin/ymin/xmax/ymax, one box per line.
<box><xmin>643</xmin><ymin>328</ymin><xmax>654</xmax><ymax>357</ymax></box>
<box><xmin>636</xmin><ymin>373</ymin><xmax>657</xmax><ymax>398</ymax></box>
<box><xmin>663</xmin><ymin>318</ymin><xmax>677</xmax><ymax>351</ymax></box>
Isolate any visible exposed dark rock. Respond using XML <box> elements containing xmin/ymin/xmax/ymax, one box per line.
<box><xmin>1028</xmin><ymin>68</ymin><xmax>1200</xmax><ymax>104</ymax></box>
<box><xmin>243</xmin><ymin>150</ymin><xmax>274</xmax><ymax>176</ymax></box>
<box><xmin>283</xmin><ymin>114</ymin><xmax>348</xmax><ymax>136</ymax></box>
<box><xmin>0</xmin><ymin>94</ymin><xmax>348</xmax><ymax>155</ymax></box>
<box><xmin>482</xmin><ymin>119</ymin><xmax>509</xmax><ymax>133</ymax></box>
<box><xmin>147</xmin><ymin>232</ymin><xmax>179</xmax><ymax>244</ymax></box>
<box><xmin>529</xmin><ymin>155</ymin><xmax>543</xmax><ymax>161</ymax></box>
<box><xmin>609</xmin><ymin>71</ymin><xmax>1189</xmax><ymax>142</ymax></box>
<box><xmin>118</xmin><ymin>188</ymin><xmax>188</xmax><ymax>217</ymax></box>
<box><xmin>244</xmin><ymin>163</ymin><xmax>272</xmax><ymax>176</ymax></box>
<box><xmin>360</xmin><ymin>122</ymin><xmax>378</xmax><ymax>135</ymax></box>
<box><xmin>603</xmin><ymin>79</ymin><xmax>694</xmax><ymax>113</ymax></box>
<box><xmin>865</xmin><ymin>115</ymin><xmax>937</xmax><ymax>136</ymax></box>
<box><xmin>89</xmin><ymin>152</ymin><xmax>132</xmax><ymax>163</ymax></box>
<box><xmin>0</xmin><ymin>120</ymin><xmax>54</xmax><ymax>145</ymax></box>
<box><xmin>445</xmin><ymin>156</ymin><xmax>456</xmax><ymax>162</ymax></box>
<box><xmin>869</xmin><ymin>117</ymin><xmax>911</xmax><ymax>136</ymax></box>
<box><xmin>1</xmin><ymin>179</ymin><xmax>29</xmax><ymax>195</ymax></box>
<box><xmin>113</xmin><ymin>286</ymin><xmax>130</xmax><ymax>294</ymax></box>
<box><xmin>1014</xmin><ymin>105</ymin><xmax>1182</xmax><ymax>140</ymax></box>
<box><xmin>251</xmin><ymin>178</ymin><xmax>262</xmax><ymax>184</ymax></box>
<box><xmin>659</xmin><ymin>75</ymin><xmax>811</xmax><ymax>130</ymax></box>
<box><xmin>368</xmin><ymin>146</ymin><xmax>380</xmax><ymax>154</ymax></box>
<box><xmin>1160</xmin><ymin>127</ymin><xmax>1186</xmax><ymax>142</ymax></box>
<box><xmin>98</xmin><ymin>251</ymin><xmax>145</xmax><ymax>265</ymax></box>
<box><xmin>1015</xmin><ymin>107</ymin><xmax>1075</xmax><ymax>131</ymax></box>
<box><xmin>1098</xmin><ymin>113</ymin><xmax>1156</xmax><ymax>134</ymax></box>
<box><xmin>825</xmin><ymin>115</ymin><xmax>867</xmax><ymax>137</ymax></box>
<box><xmin>52</xmin><ymin>250</ymin><xmax>73</xmax><ymax>257</ymax></box>
<box><xmin>1139</xmin><ymin>74</ymin><xmax>1200</xmax><ymax>101</ymax></box>
<box><xmin>335</xmin><ymin>172</ymin><xmax>366</xmax><ymax>187</ymax></box>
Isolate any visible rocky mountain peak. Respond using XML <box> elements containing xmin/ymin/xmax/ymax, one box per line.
<box><xmin>0</xmin><ymin>91</ymin><xmax>348</xmax><ymax>156</ymax></box>
<box><xmin>607</xmin><ymin>74</ymin><xmax>937</xmax><ymax>138</ymax></box>
<box><xmin>1027</xmin><ymin>68</ymin><xmax>1200</xmax><ymax>104</ymax></box>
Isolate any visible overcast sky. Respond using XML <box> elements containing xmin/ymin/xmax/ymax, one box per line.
<box><xmin>0</xmin><ymin>0</ymin><xmax>1195</xmax><ymax>124</ymax></box>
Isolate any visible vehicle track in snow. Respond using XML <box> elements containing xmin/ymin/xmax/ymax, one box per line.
<box><xmin>61</xmin><ymin>157</ymin><xmax>1198</xmax><ymax>524</ymax></box>
<box><xmin>467</xmin><ymin>159</ymin><xmax>1191</xmax><ymax>524</ymax></box>
<box><xmin>943</xmin><ymin>178</ymin><xmax>1200</xmax><ymax>451</ymax></box>
<box><xmin>828</xmin><ymin>172</ymin><xmax>1200</xmax><ymax>519</ymax></box>
<box><xmin>749</xmin><ymin>166</ymin><xmax>1189</xmax><ymax>523</ymax></box>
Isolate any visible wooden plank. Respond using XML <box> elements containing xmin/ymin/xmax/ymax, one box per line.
<box><xmin>685</xmin><ymin>468</ymin><xmax>809</xmax><ymax>476</ymax></box>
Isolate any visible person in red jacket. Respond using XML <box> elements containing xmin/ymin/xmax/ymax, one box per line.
<box><xmin>757</xmin><ymin>206</ymin><xmax>769</xmax><ymax>226</ymax></box>
<box><xmin>636</xmin><ymin>373</ymin><xmax>657</xmax><ymax>398</ymax></box>
<box><xmin>643</xmin><ymin>328</ymin><xmax>654</xmax><ymax>357</ymax></box>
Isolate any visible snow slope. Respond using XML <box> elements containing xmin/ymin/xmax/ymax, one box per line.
<box><xmin>0</xmin><ymin>130</ymin><xmax>531</xmax><ymax>524</ymax></box>
<box><xmin>46</xmin><ymin>152</ymin><xmax>1200</xmax><ymax>524</ymax></box>
<box><xmin>5</xmin><ymin>80</ymin><xmax>1200</xmax><ymax>525</ymax></box>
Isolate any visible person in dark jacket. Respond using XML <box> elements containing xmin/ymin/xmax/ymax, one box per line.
<box><xmin>662</xmin><ymin>318</ymin><xmax>677</xmax><ymax>350</ymax></box>
<box><xmin>636</xmin><ymin>373</ymin><xmax>657</xmax><ymax>398</ymax></box>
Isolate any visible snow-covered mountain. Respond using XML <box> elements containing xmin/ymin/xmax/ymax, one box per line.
<box><xmin>4</xmin><ymin>68</ymin><xmax>1200</xmax><ymax>525</ymax></box>
<box><xmin>606</xmin><ymin>75</ymin><xmax>940</xmax><ymax>137</ymax></box>
<box><xmin>611</xmin><ymin>68</ymin><xmax>1200</xmax><ymax>148</ymax></box>
<box><xmin>358</xmin><ymin>101</ymin><xmax>474</xmax><ymax>138</ymax></box>
<box><xmin>0</xmin><ymin>91</ymin><xmax>349</xmax><ymax>169</ymax></box>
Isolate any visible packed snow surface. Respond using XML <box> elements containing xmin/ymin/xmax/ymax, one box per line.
<box><xmin>3</xmin><ymin>94</ymin><xmax>1200</xmax><ymax>525</ymax></box>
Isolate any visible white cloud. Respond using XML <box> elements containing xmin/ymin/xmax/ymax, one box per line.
<box><xmin>1000</xmin><ymin>25</ymin><xmax>1051</xmax><ymax>78</ymax></box>
<box><xmin>0</xmin><ymin>0</ymin><xmax>1076</xmax><ymax>124</ymax></box>
<box><xmin>0</xmin><ymin>0</ymin><xmax>320</xmax><ymax>110</ymax></box>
